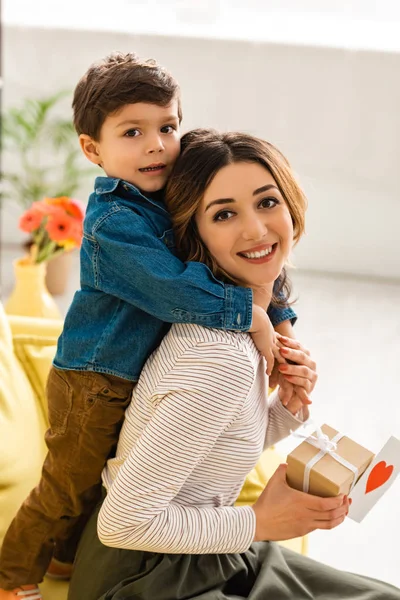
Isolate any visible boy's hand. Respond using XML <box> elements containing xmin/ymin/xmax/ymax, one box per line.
<box><xmin>278</xmin><ymin>376</ymin><xmax>311</xmax><ymax>417</ymax></box>
<box><xmin>249</xmin><ymin>305</ymin><xmax>277</xmax><ymax>376</ymax></box>
<box><xmin>277</xmin><ymin>336</ymin><xmax>317</xmax><ymax>416</ymax></box>
<box><xmin>268</xmin><ymin>358</ymin><xmax>281</xmax><ymax>389</ymax></box>
<box><xmin>269</xmin><ymin>319</ymin><xmax>296</xmax><ymax>388</ymax></box>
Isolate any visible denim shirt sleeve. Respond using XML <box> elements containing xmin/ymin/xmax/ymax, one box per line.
<box><xmin>91</xmin><ymin>208</ymin><xmax>252</xmax><ymax>331</ymax></box>
<box><xmin>267</xmin><ymin>284</ymin><xmax>297</xmax><ymax>327</ymax></box>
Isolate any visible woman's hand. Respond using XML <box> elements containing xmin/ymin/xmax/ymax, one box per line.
<box><xmin>276</xmin><ymin>336</ymin><xmax>317</xmax><ymax>415</ymax></box>
<box><xmin>278</xmin><ymin>377</ymin><xmax>309</xmax><ymax>417</ymax></box>
<box><xmin>252</xmin><ymin>464</ymin><xmax>350</xmax><ymax>541</ymax></box>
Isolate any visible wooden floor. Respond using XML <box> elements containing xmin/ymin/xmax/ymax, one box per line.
<box><xmin>2</xmin><ymin>244</ymin><xmax>400</xmax><ymax>589</ymax></box>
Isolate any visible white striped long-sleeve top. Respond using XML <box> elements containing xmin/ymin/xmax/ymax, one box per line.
<box><xmin>99</xmin><ymin>323</ymin><xmax>306</xmax><ymax>554</ymax></box>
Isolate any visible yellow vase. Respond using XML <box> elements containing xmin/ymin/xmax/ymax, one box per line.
<box><xmin>5</xmin><ymin>258</ymin><xmax>62</xmax><ymax>320</ymax></box>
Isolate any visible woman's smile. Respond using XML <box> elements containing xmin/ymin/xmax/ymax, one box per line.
<box><xmin>237</xmin><ymin>242</ymin><xmax>278</xmax><ymax>263</ymax></box>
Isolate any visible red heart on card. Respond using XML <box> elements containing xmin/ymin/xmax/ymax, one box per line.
<box><xmin>365</xmin><ymin>461</ymin><xmax>394</xmax><ymax>494</ymax></box>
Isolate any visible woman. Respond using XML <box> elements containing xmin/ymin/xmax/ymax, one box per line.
<box><xmin>68</xmin><ymin>130</ymin><xmax>399</xmax><ymax>599</ymax></box>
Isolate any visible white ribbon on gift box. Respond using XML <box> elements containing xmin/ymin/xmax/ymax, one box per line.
<box><xmin>292</xmin><ymin>424</ymin><xmax>359</xmax><ymax>494</ymax></box>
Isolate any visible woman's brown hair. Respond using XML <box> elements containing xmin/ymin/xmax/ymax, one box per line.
<box><xmin>165</xmin><ymin>129</ymin><xmax>307</xmax><ymax>306</ymax></box>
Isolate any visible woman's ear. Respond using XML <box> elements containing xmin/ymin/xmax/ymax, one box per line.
<box><xmin>79</xmin><ymin>134</ymin><xmax>102</xmax><ymax>166</ymax></box>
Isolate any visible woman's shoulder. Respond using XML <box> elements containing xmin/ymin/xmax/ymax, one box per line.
<box><xmin>169</xmin><ymin>322</ymin><xmax>246</xmax><ymax>345</ymax></box>
<box><xmin>151</xmin><ymin>324</ymin><xmax>258</xmax><ymax>397</ymax></box>
<box><xmin>163</xmin><ymin>323</ymin><xmax>259</xmax><ymax>365</ymax></box>
<box><xmin>135</xmin><ymin>323</ymin><xmax>260</xmax><ymax>407</ymax></box>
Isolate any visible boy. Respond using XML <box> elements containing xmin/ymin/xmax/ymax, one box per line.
<box><xmin>0</xmin><ymin>52</ymin><xmax>297</xmax><ymax>599</ymax></box>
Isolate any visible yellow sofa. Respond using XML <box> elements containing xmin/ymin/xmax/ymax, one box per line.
<box><xmin>0</xmin><ymin>301</ymin><xmax>306</xmax><ymax>599</ymax></box>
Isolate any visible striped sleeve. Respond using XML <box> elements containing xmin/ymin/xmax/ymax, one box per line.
<box><xmin>97</xmin><ymin>341</ymin><xmax>256</xmax><ymax>554</ymax></box>
<box><xmin>264</xmin><ymin>387</ymin><xmax>309</xmax><ymax>449</ymax></box>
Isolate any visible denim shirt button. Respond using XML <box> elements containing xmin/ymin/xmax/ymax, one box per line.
<box><xmin>123</xmin><ymin>184</ymin><xmax>130</xmax><ymax>191</ymax></box>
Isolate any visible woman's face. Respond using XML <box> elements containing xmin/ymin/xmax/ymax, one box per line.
<box><xmin>196</xmin><ymin>161</ymin><xmax>294</xmax><ymax>288</ymax></box>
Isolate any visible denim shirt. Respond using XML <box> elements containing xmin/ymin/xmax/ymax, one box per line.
<box><xmin>54</xmin><ymin>177</ymin><xmax>296</xmax><ymax>381</ymax></box>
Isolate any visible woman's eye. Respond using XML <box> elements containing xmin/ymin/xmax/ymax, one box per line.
<box><xmin>259</xmin><ymin>197</ymin><xmax>279</xmax><ymax>209</ymax></box>
<box><xmin>124</xmin><ymin>129</ymin><xmax>140</xmax><ymax>137</ymax></box>
<box><xmin>161</xmin><ymin>125</ymin><xmax>176</xmax><ymax>134</ymax></box>
<box><xmin>214</xmin><ymin>210</ymin><xmax>235</xmax><ymax>222</ymax></box>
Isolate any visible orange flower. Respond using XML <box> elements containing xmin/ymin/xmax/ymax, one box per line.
<box><xmin>19</xmin><ymin>207</ymin><xmax>44</xmax><ymax>232</ymax></box>
<box><xmin>68</xmin><ymin>198</ymin><xmax>85</xmax><ymax>221</ymax></box>
<box><xmin>73</xmin><ymin>221</ymin><xmax>83</xmax><ymax>247</ymax></box>
<box><xmin>19</xmin><ymin>196</ymin><xmax>84</xmax><ymax>263</ymax></box>
<box><xmin>46</xmin><ymin>212</ymin><xmax>77</xmax><ymax>243</ymax></box>
<box><xmin>43</xmin><ymin>197</ymin><xmax>85</xmax><ymax>221</ymax></box>
<box><xmin>32</xmin><ymin>199</ymin><xmax>59</xmax><ymax>217</ymax></box>
<box><xmin>58</xmin><ymin>221</ymin><xmax>83</xmax><ymax>249</ymax></box>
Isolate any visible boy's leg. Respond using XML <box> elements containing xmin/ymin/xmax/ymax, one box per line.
<box><xmin>52</xmin><ymin>512</ymin><xmax>94</xmax><ymax>566</ymax></box>
<box><xmin>0</xmin><ymin>367</ymin><xmax>134</xmax><ymax>590</ymax></box>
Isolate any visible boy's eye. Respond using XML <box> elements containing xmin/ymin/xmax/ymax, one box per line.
<box><xmin>124</xmin><ymin>128</ymin><xmax>141</xmax><ymax>137</ymax></box>
<box><xmin>160</xmin><ymin>125</ymin><xmax>176</xmax><ymax>134</ymax></box>
<box><xmin>259</xmin><ymin>197</ymin><xmax>279</xmax><ymax>209</ymax></box>
<box><xmin>213</xmin><ymin>210</ymin><xmax>235</xmax><ymax>222</ymax></box>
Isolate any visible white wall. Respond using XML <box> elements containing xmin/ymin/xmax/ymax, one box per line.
<box><xmin>2</xmin><ymin>24</ymin><xmax>400</xmax><ymax>278</ymax></box>
<box><xmin>4</xmin><ymin>0</ymin><xmax>400</xmax><ymax>51</ymax></box>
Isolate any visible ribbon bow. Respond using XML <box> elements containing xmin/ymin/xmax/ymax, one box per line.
<box><xmin>291</xmin><ymin>424</ymin><xmax>359</xmax><ymax>494</ymax></box>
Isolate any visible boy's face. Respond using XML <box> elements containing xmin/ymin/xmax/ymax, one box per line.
<box><xmin>80</xmin><ymin>100</ymin><xmax>181</xmax><ymax>193</ymax></box>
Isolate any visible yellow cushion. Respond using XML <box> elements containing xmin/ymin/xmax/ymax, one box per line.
<box><xmin>0</xmin><ymin>308</ymin><xmax>66</xmax><ymax>599</ymax></box>
<box><xmin>39</xmin><ymin>578</ymin><xmax>68</xmax><ymax>599</ymax></box>
<box><xmin>7</xmin><ymin>315</ymin><xmax>63</xmax><ymax>339</ymax></box>
<box><xmin>0</xmin><ymin>304</ymin><xmax>47</xmax><ymax>545</ymax></box>
<box><xmin>12</xmin><ymin>337</ymin><xmax>58</xmax><ymax>422</ymax></box>
<box><xmin>8</xmin><ymin>316</ymin><xmax>62</xmax><ymax>423</ymax></box>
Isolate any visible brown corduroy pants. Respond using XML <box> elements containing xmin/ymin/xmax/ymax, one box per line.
<box><xmin>0</xmin><ymin>367</ymin><xmax>135</xmax><ymax>590</ymax></box>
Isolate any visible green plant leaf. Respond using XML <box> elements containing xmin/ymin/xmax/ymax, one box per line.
<box><xmin>1</xmin><ymin>90</ymin><xmax>91</xmax><ymax>210</ymax></box>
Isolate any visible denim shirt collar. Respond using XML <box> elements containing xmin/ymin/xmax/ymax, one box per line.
<box><xmin>94</xmin><ymin>176</ymin><xmax>168</xmax><ymax>214</ymax></box>
<box><xmin>94</xmin><ymin>176</ymin><xmax>138</xmax><ymax>195</ymax></box>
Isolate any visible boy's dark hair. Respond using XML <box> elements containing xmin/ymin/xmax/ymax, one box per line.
<box><xmin>73</xmin><ymin>51</ymin><xmax>182</xmax><ymax>140</ymax></box>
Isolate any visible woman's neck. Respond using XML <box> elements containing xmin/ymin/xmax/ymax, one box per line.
<box><xmin>251</xmin><ymin>285</ymin><xmax>274</xmax><ymax>311</ymax></box>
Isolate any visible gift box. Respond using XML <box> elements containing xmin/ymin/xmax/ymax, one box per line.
<box><xmin>286</xmin><ymin>424</ymin><xmax>375</xmax><ymax>497</ymax></box>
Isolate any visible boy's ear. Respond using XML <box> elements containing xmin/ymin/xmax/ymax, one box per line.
<box><xmin>79</xmin><ymin>134</ymin><xmax>102</xmax><ymax>165</ymax></box>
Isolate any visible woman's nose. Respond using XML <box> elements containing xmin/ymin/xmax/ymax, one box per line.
<box><xmin>241</xmin><ymin>218</ymin><xmax>268</xmax><ymax>242</ymax></box>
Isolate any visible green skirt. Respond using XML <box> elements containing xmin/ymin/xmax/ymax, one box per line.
<box><xmin>68</xmin><ymin>498</ymin><xmax>400</xmax><ymax>600</ymax></box>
